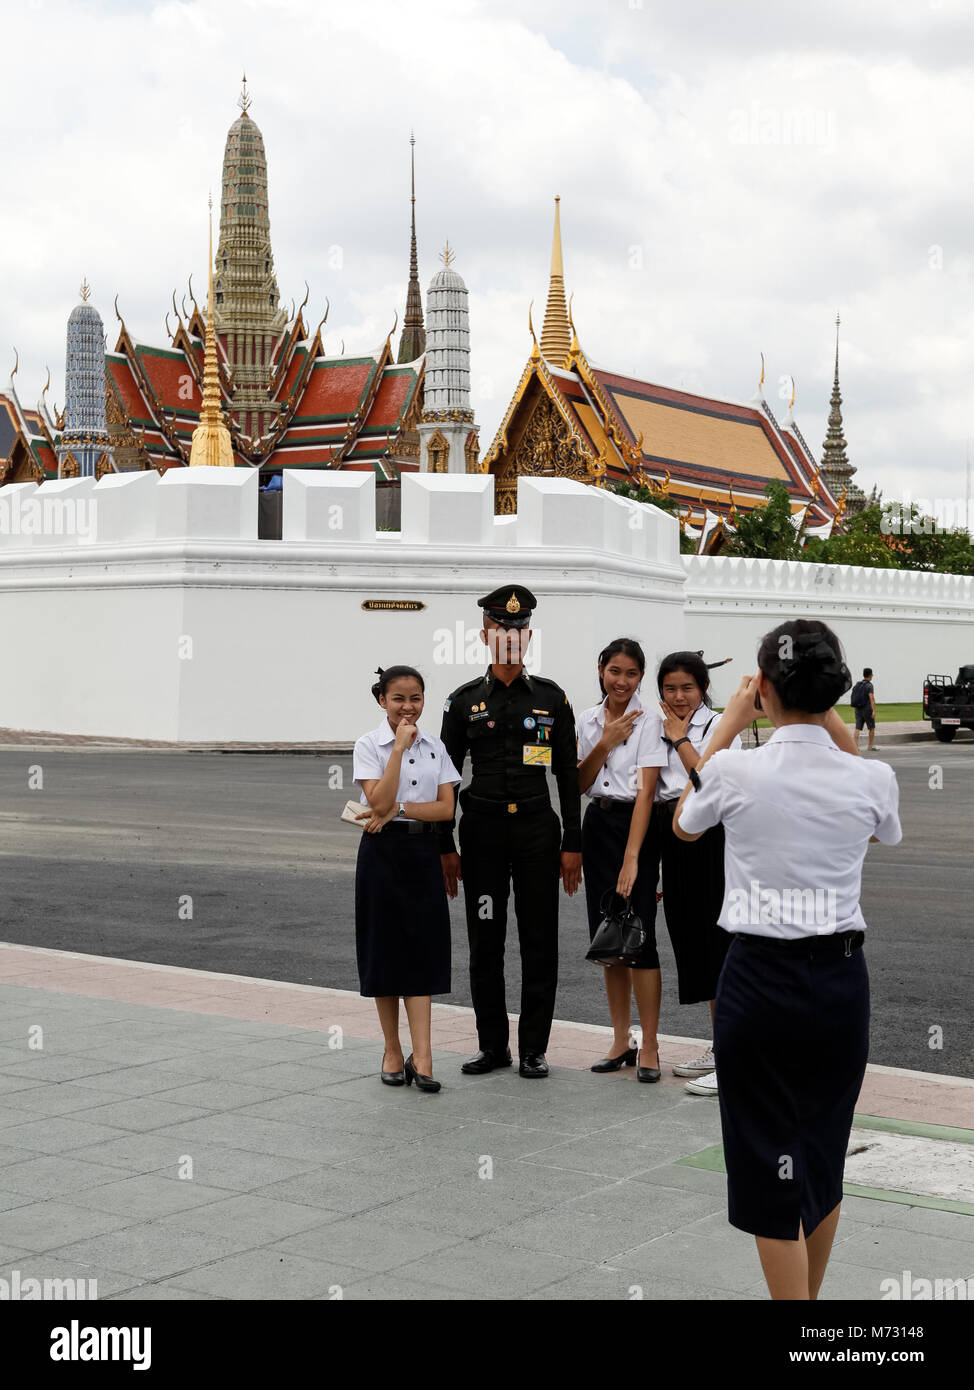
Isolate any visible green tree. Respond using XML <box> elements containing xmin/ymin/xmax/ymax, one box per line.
<box><xmin>723</xmin><ymin>480</ymin><xmax>805</xmax><ymax>560</ymax></box>
<box><xmin>810</xmin><ymin>501</ymin><xmax>974</xmax><ymax>574</ymax></box>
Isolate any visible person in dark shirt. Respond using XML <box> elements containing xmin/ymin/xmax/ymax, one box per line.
<box><xmin>439</xmin><ymin>585</ymin><xmax>582</xmax><ymax>1078</ymax></box>
<box><xmin>853</xmin><ymin>668</ymin><xmax>876</xmax><ymax>751</ymax></box>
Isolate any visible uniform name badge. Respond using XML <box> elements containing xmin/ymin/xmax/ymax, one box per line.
<box><xmin>523</xmin><ymin>744</ymin><xmax>552</xmax><ymax>766</ymax></box>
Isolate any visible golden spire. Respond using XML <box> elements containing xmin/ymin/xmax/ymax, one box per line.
<box><xmin>189</xmin><ymin>199</ymin><xmax>234</xmax><ymax>467</ymax></box>
<box><xmin>539</xmin><ymin>195</ymin><xmax>571</xmax><ymax>366</ymax></box>
<box><xmin>80</xmin><ymin>278</ymin><xmax>91</xmax><ymax>303</ymax></box>
<box><xmin>439</xmin><ymin>239</ymin><xmax>456</xmax><ymax>267</ymax></box>
<box><xmin>528</xmin><ymin>299</ymin><xmax>540</xmax><ymax>362</ymax></box>
<box><xmin>238</xmin><ymin>72</ymin><xmax>252</xmax><ymax>115</ymax></box>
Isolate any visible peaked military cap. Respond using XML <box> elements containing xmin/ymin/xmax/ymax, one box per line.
<box><xmin>478</xmin><ymin>584</ymin><xmax>537</xmax><ymax>629</ymax></box>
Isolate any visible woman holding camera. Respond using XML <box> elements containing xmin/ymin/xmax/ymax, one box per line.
<box><xmin>353</xmin><ymin>665</ymin><xmax>461</xmax><ymax>1093</ymax></box>
<box><xmin>674</xmin><ymin>619</ymin><xmax>901</xmax><ymax>1300</ymax></box>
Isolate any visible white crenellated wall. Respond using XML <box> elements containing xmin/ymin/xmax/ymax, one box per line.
<box><xmin>0</xmin><ymin>469</ymin><xmax>969</xmax><ymax>740</ymax></box>
<box><xmin>0</xmin><ymin>469</ymin><xmax>686</xmax><ymax>742</ymax></box>
<box><xmin>683</xmin><ymin>555</ymin><xmax>974</xmax><ymax>704</ymax></box>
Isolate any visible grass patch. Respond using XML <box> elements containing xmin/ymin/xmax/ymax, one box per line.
<box><xmin>715</xmin><ymin>703</ymin><xmax>923</xmax><ymax>727</ymax></box>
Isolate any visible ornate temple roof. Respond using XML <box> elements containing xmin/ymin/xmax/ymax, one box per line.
<box><xmin>483</xmin><ymin>200</ymin><xmax>839</xmax><ymax>527</ymax></box>
<box><xmin>76</xmin><ymin>84</ymin><xmax>427</xmax><ymax>480</ymax></box>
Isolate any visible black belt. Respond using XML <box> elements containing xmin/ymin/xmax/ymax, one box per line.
<box><xmin>591</xmin><ymin>796</ymin><xmax>635</xmax><ymax>813</ymax></box>
<box><xmin>732</xmin><ymin>930</ymin><xmax>864</xmax><ymax>957</ymax></box>
<box><xmin>380</xmin><ymin>820</ymin><xmax>436</xmax><ymax>836</ymax></box>
<box><xmin>461</xmin><ymin>789</ymin><xmax>551</xmax><ymax>818</ymax></box>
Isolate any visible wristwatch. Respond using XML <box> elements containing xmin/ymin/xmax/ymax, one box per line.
<box><xmin>397</xmin><ymin>802</ymin><xmax>406</xmax><ymax>818</ymax></box>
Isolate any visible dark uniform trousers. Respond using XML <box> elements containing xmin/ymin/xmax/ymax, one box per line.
<box><xmin>458</xmin><ymin>799</ymin><xmax>562</xmax><ymax>1055</ymax></box>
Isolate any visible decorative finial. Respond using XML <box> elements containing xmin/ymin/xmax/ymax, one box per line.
<box><xmin>238</xmin><ymin>72</ymin><xmax>251</xmax><ymax>114</ymax></box>
<box><xmin>758</xmin><ymin>351</ymin><xmax>765</xmax><ymax>390</ymax></box>
<box><xmin>10</xmin><ymin>346</ymin><xmax>18</xmax><ymax>380</ymax></box>
<box><xmin>80</xmin><ymin>278</ymin><xmax>91</xmax><ymax>303</ymax></box>
<box><xmin>788</xmin><ymin>376</ymin><xmax>796</xmax><ymax>411</ymax></box>
<box><xmin>208</xmin><ymin>190</ymin><xmax>213</xmax><ymax>213</ymax></box>
<box><xmin>439</xmin><ymin>240</ymin><xmax>455</xmax><ymax>267</ymax></box>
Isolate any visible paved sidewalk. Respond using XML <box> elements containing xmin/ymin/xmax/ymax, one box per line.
<box><xmin>0</xmin><ymin>943</ymin><xmax>971</xmax><ymax>1301</ymax></box>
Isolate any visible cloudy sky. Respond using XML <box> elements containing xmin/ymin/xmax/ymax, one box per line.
<box><xmin>2</xmin><ymin>0</ymin><xmax>972</xmax><ymax>510</ymax></box>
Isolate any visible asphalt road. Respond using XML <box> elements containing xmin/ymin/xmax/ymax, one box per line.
<box><xmin>0</xmin><ymin>743</ymin><xmax>970</xmax><ymax>1078</ymax></box>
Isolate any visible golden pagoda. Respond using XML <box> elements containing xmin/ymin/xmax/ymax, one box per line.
<box><xmin>189</xmin><ymin>205</ymin><xmax>234</xmax><ymax>468</ymax></box>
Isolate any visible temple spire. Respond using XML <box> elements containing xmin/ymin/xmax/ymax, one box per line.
<box><xmin>820</xmin><ymin>310</ymin><xmax>853</xmax><ymax>500</ymax></box>
<box><xmin>190</xmin><ymin>203</ymin><xmax>234</xmax><ymax>467</ymax></box>
<box><xmin>398</xmin><ymin>132</ymin><xmax>426</xmax><ymax>363</ymax></box>
<box><xmin>539</xmin><ymin>195</ymin><xmax>571</xmax><ymax>365</ymax></box>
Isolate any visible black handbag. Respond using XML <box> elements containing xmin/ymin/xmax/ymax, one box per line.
<box><xmin>586</xmin><ymin>890</ymin><xmax>647</xmax><ymax>967</ymax></box>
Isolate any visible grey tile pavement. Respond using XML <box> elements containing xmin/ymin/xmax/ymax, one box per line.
<box><xmin>0</xmin><ymin>980</ymin><xmax>971</xmax><ymax>1302</ymax></box>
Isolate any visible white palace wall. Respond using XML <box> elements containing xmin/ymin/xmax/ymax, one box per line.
<box><xmin>683</xmin><ymin>555</ymin><xmax>974</xmax><ymax>703</ymax></box>
<box><xmin>0</xmin><ymin>469</ymin><xmax>970</xmax><ymax>741</ymax></box>
<box><xmin>0</xmin><ymin>471</ymin><xmax>686</xmax><ymax>742</ymax></box>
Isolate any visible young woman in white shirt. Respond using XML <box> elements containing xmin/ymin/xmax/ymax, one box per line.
<box><xmin>674</xmin><ymin>619</ymin><xmax>902</xmax><ymax>1300</ymax></box>
<box><xmin>653</xmin><ymin>651</ymin><xmax>741</xmax><ymax>1092</ymax></box>
<box><xmin>353</xmin><ymin>665</ymin><xmax>461</xmax><ymax>1093</ymax></box>
<box><xmin>577</xmin><ymin>639</ymin><xmax>668</xmax><ymax>1080</ymax></box>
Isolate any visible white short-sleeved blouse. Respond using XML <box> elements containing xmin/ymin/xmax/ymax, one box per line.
<box><xmin>656</xmin><ymin>703</ymin><xmax>741</xmax><ymax>802</ymax></box>
<box><xmin>576</xmin><ymin>693</ymin><xmax>667</xmax><ymax>799</ymax></box>
<box><xmin>677</xmin><ymin>723</ymin><xmax>902</xmax><ymax>939</ymax></box>
<box><xmin>353</xmin><ymin>720</ymin><xmax>461</xmax><ymax>819</ymax></box>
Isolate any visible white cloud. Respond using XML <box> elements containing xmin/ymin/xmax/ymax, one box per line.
<box><xmin>1</xmin><ymin>0</ymin><xmax>972</xmax><ymax>511</ymax></box>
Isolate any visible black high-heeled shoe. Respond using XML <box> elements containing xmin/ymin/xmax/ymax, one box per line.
<box><xmin>380</xmin><ymin>1052</ymin><xmax>405</xmax><ymax>1086</ymax></box>
<box><xmin>591</xmin><ymin>1044</ymin><xmax>637</xmax><ymax>1073</ymax></box>
<box><xmin>404</xmin><ymin>1054</ymin><xmax>441</xmax><ymax>1093</ymax></box>
<box><xmin>637</xmin><ymin>1046</ymin><xmax>661</xmax><ymax>1083</ymax></box>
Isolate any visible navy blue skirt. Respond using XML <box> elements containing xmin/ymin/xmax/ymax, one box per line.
<box><xmin>714</xmin><ymin>934</ymin><xmax>870</xmax><ymax>1240</ymax></box>
<box><xmin>581</xmin><ymin>801</ymin><xmax>661</xmax><ymax>969</ymax></box>
<box><xmin>354</xmin><ymin>828</ymin><xmax>451</xmax><ymax>997</ymax></box>
<box><xmin>655</xmin><ymin>799</ymin><xmax>729</xmax><ymax>1004</ymax></box>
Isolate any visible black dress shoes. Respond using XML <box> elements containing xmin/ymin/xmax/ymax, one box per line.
<box><xmin>404</xmin><ymin>1055</ymin><xmax>441</xmax><ymax>1093</ymax></box>
<box><xmin>519</xmin><ymin>1052</ymin><xmax>549</xmax><ymax>1078</ymax></box>
<box><xmin>637</xmin><ymin>1048</ymin><xmax>661</xmax><ymax>1083</ymax></box>
<box><xmin>461</xmin><ymin>1048</ymin><xmax>513</xmax><ymax>1075</ymax></box>
<box><xmin>591</xmin><ymin>1045</ymin><xmax>637</xmax><ymax>1073</ymax></box>
<box><xmin>380</xmin><ymin>1062</ymin><xmax>405</xmax><ymax>1086</ymax></box>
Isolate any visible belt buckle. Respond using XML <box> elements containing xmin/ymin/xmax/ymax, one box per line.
<box><xmin>507</xmin><ymin>802</ymin><xmax>518</xmax><ymax>815</ymax></box>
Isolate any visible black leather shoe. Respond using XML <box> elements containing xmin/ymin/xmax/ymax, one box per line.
<box><xmin>404</xmin><ymin>1054</ymin><xmax>441</xmax><ymax>1093</ymax></box>
<box><xmin>461</xmin><ymin>1048</ymin><xmax>513</xmax><ymax>1075</ymax></box>
<box><xmin>519</xmin><ymin>1052</ymin><xmax>549</xmax><ymax>1078</ymax></box>
<box><xmin>591</xmin><ymin>1045</ymin><xmax>637</xmax><ymax>1073</ymax></box>
<box><xmin>637</xmin><ymin>1047</ymin><xmax>661</xmax><ymax>1083</ymax></box>
<box><xmin>380</xmin><ymin>1055</ymin><xmax>405</xmax><ymax>1086</ymax></box>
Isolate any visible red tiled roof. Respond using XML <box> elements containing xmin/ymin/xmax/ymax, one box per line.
<box><xmin>135</xmin><ymin>346</ymin><xmax>201</xmax><ymax>412</ymax></box>
<box><xmin>362</xmin><ymin>370</ymin><xmax>415</xmax><ymax>432</ymax></box>
<box><xmin>292</xmin><ymin>359</ymin><xmax>376</xmax><ymax>421</ymax></box>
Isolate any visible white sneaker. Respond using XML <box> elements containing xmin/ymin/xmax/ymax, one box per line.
<box><xmin>672</xmin><ymin>1047</ymin><xmax>714</xmax><ymax>1077</ymax></box>
<box><xmin>684</xmin><ymin>1070</ymin><xmax>718</xmax><ymax>1096</ymax></box>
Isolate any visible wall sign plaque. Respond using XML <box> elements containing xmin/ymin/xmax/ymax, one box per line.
<box><xmin>361</xmin><ymin>599</ymin><xmax>427</xmax><ymax>612</ymax></box>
